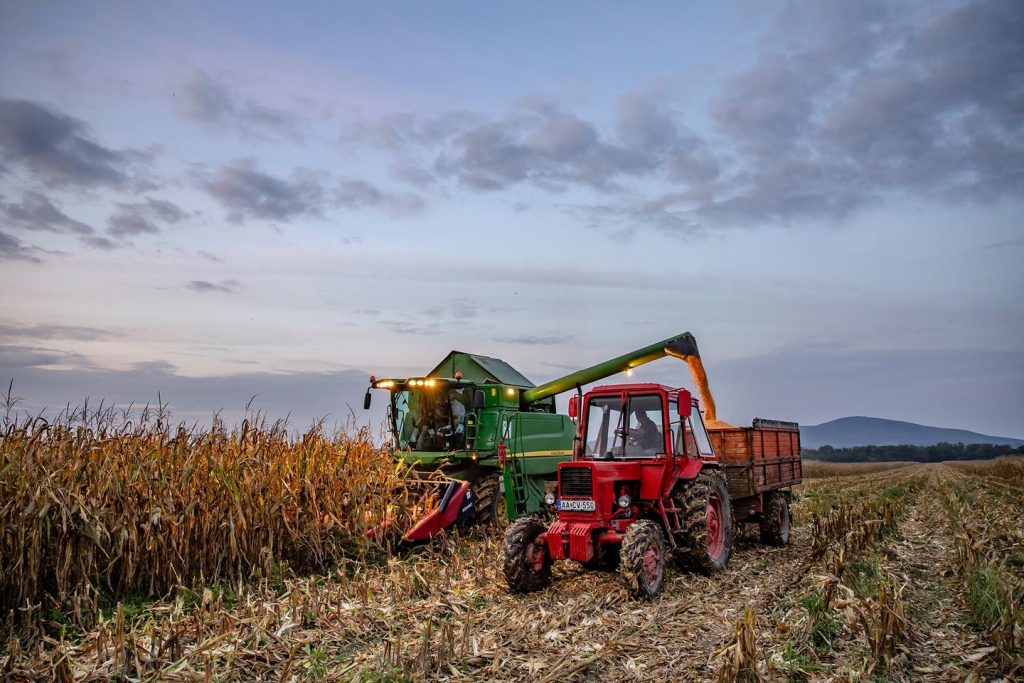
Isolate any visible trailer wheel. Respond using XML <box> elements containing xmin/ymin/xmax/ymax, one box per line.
<box><xmin>503</xmin><ymin>516</ymin><xmax>552</xmax><ymax>593</ymax></box>
<box><xmin>620</xmin><ymin>520</ymin><xmax>666</xmax><ymax>599</ymax></box>
<box><xmin>471</xmin><ymin>473</ymin><xmax>503</xmax><ymax>525</ymax></box>
<box><xmin>759</xmin><ymin>492</ymin><xmax>791</xmax><ymax>546</ymax></box>
<box><xmin>677</xmin><ymin>470</ymin><xmax>733</xmax><ymax>573</ymax></box>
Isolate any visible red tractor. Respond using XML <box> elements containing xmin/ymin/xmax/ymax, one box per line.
<box><xmin>502</xmin><ymin>383</ymin><xmax>801</xmax><ymax>599</ymax></box>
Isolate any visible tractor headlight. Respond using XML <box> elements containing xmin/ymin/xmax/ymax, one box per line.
<box><xmin>617</xmin><ymin>495</ymin><xmax>631</xmax><ymax>509</ymax></box>
<box><xmin>544</xmin><ymin>493</ymin><xmax>556</xmax><ymax>506</ymax></box>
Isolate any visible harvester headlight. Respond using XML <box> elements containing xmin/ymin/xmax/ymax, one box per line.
<box><xmin>617</xmin><ymin>495</ymin><xmax>631</xmax><ymax>509</ymax></box>
<box><xmin>505</xmin><ymin>387</ymin><xmax>516</xmax><ymax>397</ymax></box>
<box><xmin>544</xmin><ymin>493</ymin><xmax>556</xmax><ymax>506</ymax></box>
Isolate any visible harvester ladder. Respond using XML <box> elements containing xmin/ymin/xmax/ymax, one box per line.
<box><xmin>506</xmin><ymin>412</ymin><xmax>531</xmax><ymax>515</ymax></box>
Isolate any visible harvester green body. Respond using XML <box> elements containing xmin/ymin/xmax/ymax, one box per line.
<box><xmin>365</xmin><ymin>332</ymin><xmax>710</xmax><ymax>536</ymax></box>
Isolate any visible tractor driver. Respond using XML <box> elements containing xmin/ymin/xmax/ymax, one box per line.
<box><xmin>628</xmin><ymin>400</ymin><xmax>663</xmax><ymax>454</ymax></box>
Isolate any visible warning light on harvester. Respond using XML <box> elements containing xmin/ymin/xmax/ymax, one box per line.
<box><xmin>625</xmin><ymin>369</ymin><xmax>633</xmax><ymax>377</ymax></box>
<box><xmin>370</xmin><ymin>375</ymin><xmax>376</xmax><ymax>383</ymax></box>
<box><xmin>505</xmin><ymin>387</ymin><xmax>516</xmax><ymax>397</ymax></box>
<box><xmin>455</xmin><ymin>371</ymin><xmax>463</xmax><ymax>380</ymax></box>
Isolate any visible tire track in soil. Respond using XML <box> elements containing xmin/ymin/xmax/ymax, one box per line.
<box><xmin>881</xmin><ymin>467</ymin><xmax>998</xmax><ymax>681</ymax></box>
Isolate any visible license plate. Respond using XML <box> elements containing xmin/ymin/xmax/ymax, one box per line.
<box><xmin>558</xmin><ymin>499</ymin><xmax>596</xmax><ymax>512</ymax></box>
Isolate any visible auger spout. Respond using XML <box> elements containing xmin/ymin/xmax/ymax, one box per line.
<box><xmin>520</xmin><ymin>332</ymin><xmax>717</xmax><ymax>422</ymax></box>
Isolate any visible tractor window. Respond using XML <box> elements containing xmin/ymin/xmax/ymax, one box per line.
<box><xmin>584</xmin><ymin>396</ymin><xmax>625</xmax><ymax>458</ymax></box>
<box><xmin>688</xmin><ymin>409</ymin><xmax>714</xmax><ymax>456</ymax></box>
<box><xmin>583</xmin><ymin>394</ymin><xmax>665</xmax><ymax>459</ymax></box>
<box><xmin>625</xmin><ymin>394</ymin><xmax>665</xmax><ymax>457</ymax></box>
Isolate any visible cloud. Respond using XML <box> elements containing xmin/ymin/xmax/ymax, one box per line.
<box><xmin>0</xmin><ymin>231</ymin><xmax>44</xmax><ymax>263</ymax></box>
<box><xmin>0</xmin><ymin>344</ymin><xmax>91</xmax><ymax>368</ymax></box>
<box><xmin>186</xmin><ymin>279</ymin><xmax>243</xmax><ymax>294</ymax></box>
<box><xmin>1</xmin><ymin>191</ymin><xmax>94</xmax><ymax>235</ymax></box>
<box><xmin>339</xmin><ymin>0</ymin><xmax>1023</xmax><ymax>233</ymax></box>
<box><xmin>0</xmin><ymin>322</ymin><xmax>119</xmax><ymax>342</ymax></box>
<box><xmin>0</xmin><ymin>98</ymin><xmax>149</xmax><ymax>189</ymax></box>
<box><xmin>107</xmin><ymin>197</ymin><xmax>189</xmax><ymax>238</ymax></box>
<box><xmin>201</xmin><ymin>160</ymin><xmax>329</xmax><ymax>222</ymax></box>
<box><xmin>177</xmin><ymin>70</ymin><xmax>298</xmax><ymax>140</ymax></box>
<box><xmin>494</xmin><ymin>334</ymin><xmax>574</xmax><ymax>345</ymax></box>
<box><xmin>201</xmin><ymin>159</ymin><xmax>424</xmax><ymax>222</ymax></box>
<box><xmin>0</xmin><ymin>360</ymin><xmax>383</xmax><ymax>430</ymax></box>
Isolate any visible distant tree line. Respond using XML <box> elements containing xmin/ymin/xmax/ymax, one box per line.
<box><xmin>803</xmin><ymin>442</ymin><xmax>1024</xmax><ymax>463</ymax></box>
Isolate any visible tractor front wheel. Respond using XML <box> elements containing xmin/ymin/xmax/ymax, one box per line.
<box><xmin>759</xmin><ymin>492</ymin><xmax>791</xmax><ymax>546</ymax></box>
<box><xmin>677</xmin><ymin>470</ymin><xmax>734</xmax><ymax>573</ymax></box>
<box><xmin>503</xmin><ymin>516</ymin><xmax>552</xmax><ymax>593</ymax></box>
<box><xmin>620</xmin><ymin>520</ymin><xmax>667</xmax><ymax>599</ymax></box>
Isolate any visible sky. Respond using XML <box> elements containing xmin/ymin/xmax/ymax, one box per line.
<box><xmin>0</xmin><ymin>1</ymin><xmax>1022</xmax><ymax>437</ymax></box>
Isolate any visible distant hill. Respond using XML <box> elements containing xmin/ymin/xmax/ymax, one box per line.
<box><xmin>801</xmin><ymin>416</ymin><xmax>1024</xmax><ymax>449</ymax></box>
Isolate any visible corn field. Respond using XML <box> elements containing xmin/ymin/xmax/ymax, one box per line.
<box><xmin>1</xmin><ymin>405</ymin><xmax>429</xmax><ymax>640</ymax></box>
<box><xmin>3</xmin><ymin>416</ymin><xmax>1022</xmax><ymax>680</ymax></box>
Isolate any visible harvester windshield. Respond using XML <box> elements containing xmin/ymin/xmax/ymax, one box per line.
<box><xmin>392</xmin><ymin>383</ymin><xmax>473</xmax><ymax>452</ymax></box>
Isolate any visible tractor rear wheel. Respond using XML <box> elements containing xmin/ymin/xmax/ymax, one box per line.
<box><xmin>471</xmin><ymin>473</ymin><xmax>503</xmax><ymax>525</ymax></box>
<box><xmin>620</xmin><ymin>520</ymin><xmax>667</xmax><ymax>599</ymax></box>
<box><xmin>759</xmin><ymin>492</ymin><xmax>791</xmax><ymax>546</ymax></box>
<box><xmin>677</xmin><ymin>470</ymin><xmax>733</xmax><ymax>573</ymax></box>
<box><xmin>503</xmin><ymin>516</ymin><xmax>552</xmax><ymax>593</ymax></box>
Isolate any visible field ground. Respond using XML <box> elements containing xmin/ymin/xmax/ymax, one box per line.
<box><xmin>4</xmin><ymin>460</ymin><xmax>1023</xmax><ymax>681</ymax></box>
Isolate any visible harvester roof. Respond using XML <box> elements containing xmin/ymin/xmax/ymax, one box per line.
<box><xmin>428</xmin><ymin>351</ymin><xmax>535</xmax><ymax>387</ymax></box>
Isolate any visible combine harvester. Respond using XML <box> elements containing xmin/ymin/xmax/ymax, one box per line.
<box><xmin>502</xmin><ymin>380</ymin><xmax>801</xmax><ymax>598</ymax></box>
<box><xmin>364</xmin><ymin>333</ymin><xmax>717</xmax><ymax>542</ymax></box>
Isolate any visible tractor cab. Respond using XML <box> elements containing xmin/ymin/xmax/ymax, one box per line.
<box><xmin>550</xmin><ymin>384</ymin><xmax>715</xmax><ymax>529</ymax></box>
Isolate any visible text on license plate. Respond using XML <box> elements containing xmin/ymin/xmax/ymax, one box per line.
<box><xmin>558</xmin><ymin>499</ymin><xmax>596</xmax><ymax>512</ymax></box>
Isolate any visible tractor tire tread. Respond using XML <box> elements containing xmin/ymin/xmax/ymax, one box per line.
<box><xmin>619</xmin><ymin>519</ymin><xmax>666</xmax><ymax>599</ymax></box>
<box><xmin>502</xmin><ymin>516</ymin><xmax>551</xmax><ymax>593</ymax></box>
<box><xmin>676</xmin><ymin>470</ymin><xmax>733</xmax><ymax>573</ymax></box>
<box><xmin>472</xmin><ymin>473</ymin><xmax>501</xmax><ymax>525</ymax></box>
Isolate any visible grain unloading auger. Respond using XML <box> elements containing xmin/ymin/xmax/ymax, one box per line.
<box><xmin>364</xmin><ymin>332</ymin><xmax>718</xmax><ymax>543</ymax></box>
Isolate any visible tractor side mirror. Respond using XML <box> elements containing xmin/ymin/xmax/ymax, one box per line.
<box><xmin>678</xmin><ymin>391</ymin><xmax>691</xmax><ymax>418</ymax></box>
<box><xmin>474</xmin><ymin>389</ymin><xmax>486</xmax><ymax>410</ymax></box>
<box><xmin>568</xmin><ymin>395</ymin><xmax>579</xmax><ymax>419</ymax></box>
<box><xmin>363</xmin><ymin>391</ymin><xmax>372</xmax><ymax>410</ymax></box>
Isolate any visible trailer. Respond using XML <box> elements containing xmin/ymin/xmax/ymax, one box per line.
<box><xmin>708</xmin><ymin>419</ymin><xmax>802</xmax><ymax>544</ymax></box>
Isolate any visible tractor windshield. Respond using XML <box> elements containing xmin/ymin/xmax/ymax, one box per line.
<box><xmin>392</xmin><ymin>384</ymin><xmax>472</xmax><ymax>451</ymax></box>
<box><xmin>584</xmin><ymin>394</ymin><xmax>665</xmax><ymax>459</ymax></box>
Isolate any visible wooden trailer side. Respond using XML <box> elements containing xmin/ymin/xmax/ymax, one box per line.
<box><xmin>749</xmin><ymin>427</ymin><xmax>802</xmax><ymax>492</ymax></box>
<box><xmin>707</xmin><ymin>428</ymin><xmax>756</xmax><ymax>501</ymax></box>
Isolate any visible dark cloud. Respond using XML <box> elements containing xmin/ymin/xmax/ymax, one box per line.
<box><xmin>107</xmin><ymin>198</ymin><xmax>188</xmax><ymax>238</ymax></box>
<box><xmin>0</xmin><ymin>322</ymin><xmax>118</xmax><ymax>342</ymax></box>
<box><xmin>186</xmin><ymin>279</ymin><xmax>243</xmax><ymax>294</ymax></box>
<box><xmin>202</xmin><ymin>160</ymin><xmax>329</xmax><ymax>222</ymax></box>
<box><xmin>379</xmin><ymin>320</ymin><xmax>444</xmax><ymax>336</ymax></box>
<box><xmin>178</xmin><ymin>70</ymin><xmax>298</xmax><ymax>140</ymax></box>
<box><xmin>201</xmin><ymin>159</ymin><xmax>423</xmax><ymax>222</ymax></box>
<box><xmin>0</xmin><ymin>98</ymin><xmax>148</xmax><ymax>189</ymax></box>
<box><xmin>0</xmin><ymin>344</ymin><xmax>90</xmax><ymax>368</ymax></box>
<box><xmin>0</xmin><ymin>231</ymin><xmax>43</xmax><ymax>263</ymax></box>
<box><xmin>1</xmin><ymin>191</ymin><xmax>94</xmax><ymax>235</ymax></box>
<box><xmin>341</xmin><ymin>0</ymin><xmax>1023</xmax><ymax>232</ymax></box>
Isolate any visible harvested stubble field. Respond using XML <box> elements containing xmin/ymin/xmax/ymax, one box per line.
<box><xmin>2</xmin><ymin>415</ymin><xmax>1023</xmax><ymax>682</ymax></box>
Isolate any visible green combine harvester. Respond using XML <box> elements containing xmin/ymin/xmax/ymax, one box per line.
<box><xmin>364</xmin><ymin>332</ymin><xmax>715</xmax><ymax>541</ymax></box>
